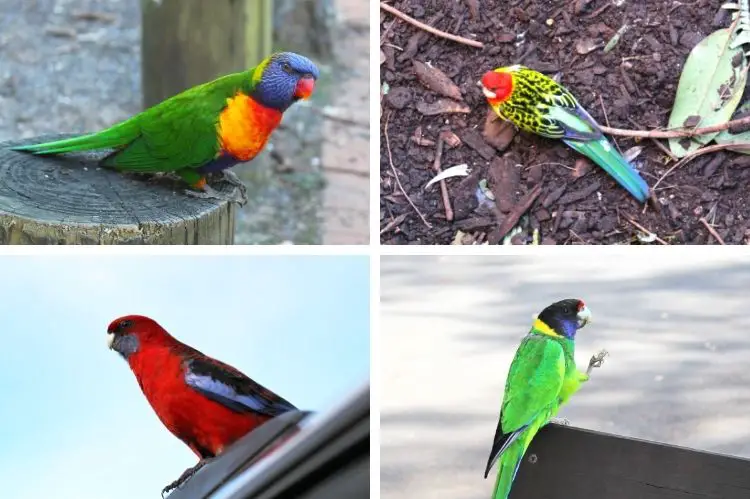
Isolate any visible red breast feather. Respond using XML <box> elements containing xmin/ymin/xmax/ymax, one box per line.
<box><xmin>127</xmin><ymin>343</ymin><xmax>271</xmax><ymax>458</ymax></box>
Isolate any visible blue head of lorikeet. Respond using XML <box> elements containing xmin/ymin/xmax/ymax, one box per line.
<box><xmin>253</xmin><ymin>52</ymin><xmax>320</xmax><ymax>111</ymax></box>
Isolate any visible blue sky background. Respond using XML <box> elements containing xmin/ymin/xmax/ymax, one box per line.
<box><xmin>0</xmin><ymin>255</ymin><xmax>370</xmax><ymax>499</ymax></box>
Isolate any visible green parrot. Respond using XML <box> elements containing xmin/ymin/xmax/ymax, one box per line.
<box><xmin>10</xmin><ymin>52</ymin><xmax>319</xmax><ymax>202</ymax></box>
<box><xmin>480</xmin><ymin>65</ymin><xmax>649</xmax><ymax>203</ymax></box>
<box><xmin>484</xmin><ymin>298</ymin><xmax>607</xmax><ymax>499</ymax></box>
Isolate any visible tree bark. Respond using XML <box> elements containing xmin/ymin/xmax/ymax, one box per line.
<box><xmin>141</xmin><ymin>0</ymin><xmax>272</xmax><ymax>108</ymax></box>
<box><xmin>273</xmin><ymin>0</ymin><xmax>336</xmax><ymax>60</ymax></box>
<box><xmin>0</xmin><ymin>136</ymin><xmax>237</xmax><ymax>244</ymax></box>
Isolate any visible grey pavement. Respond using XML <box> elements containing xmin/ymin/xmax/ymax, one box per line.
<box><xmin>381</xmin><ymin>255</ymin><xmax>750</xmax><ymax>499</ymax></box>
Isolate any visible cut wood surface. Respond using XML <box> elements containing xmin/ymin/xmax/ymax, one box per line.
<box><xmin>0</xmin><ymin>136</ymin><xmax>239</xmax><ymax>244</ymax></box>
<box><xmin>513</xmin><ymin>423</ymin><xmax>750</xmax><ymax>499</ymax></box>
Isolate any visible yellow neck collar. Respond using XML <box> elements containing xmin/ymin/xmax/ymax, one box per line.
<box><xmin>532</xmin><ymin>318</ymin><xmax>562</xmax><ymax>338</ymax></box>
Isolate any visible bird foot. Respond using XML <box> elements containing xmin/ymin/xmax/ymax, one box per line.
<box><xmin>221</xmin><ymin>170</ymin><xmax>248</xmax><ymax>207</ymax></box>
<box><xmin>161</xmin><ymin>459</ymin><xmax>209</xmax><ymax>498</ymax></box>
<box><xmin>184</xmin><ymin>184</ymin><xmax>247</xmax><ymax>207</ymax></box>
<box><xmin>221</xmin><ymin>169</ymin><xmax>244</xmax><ymax>187</ymax></box>
<box><xmin>550</xmin><ymin>417</ymin><xmax>571</xmax><ymax>426</ymax></box>
<box><xmin>586</xmin><ymin>349</ymin><xmax>609</xmax><ymax>376</ymax></box>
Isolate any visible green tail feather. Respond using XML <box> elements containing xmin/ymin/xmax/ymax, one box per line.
<box><xmin>492</xmin><ymin>443</ymin><xmax>524</xmax><ymax>499</ymax></box>
<box><xmin>10</xmin><ymin>120</ymin><xmax>138</xmax><ymax>155</ymax></box>
<box><xmin>564</xmin><ymin>137</ymin><xmax>649</xmax><ymax>203</ymax></box>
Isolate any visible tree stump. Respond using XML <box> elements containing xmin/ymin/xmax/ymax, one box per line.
<box><xmin>273</xmin><ymin>0</ymin><xmax>336</xmax><ymax>60</ymax></box>
<box><xmin>141</xmin><ymin>0</ymin><xmax>272</xmax><ymax>108</ymax></box>
<box><xmin>0</xmin><ymin>136</ymin><xmax>239</xmax><ymax>244</ymax></box>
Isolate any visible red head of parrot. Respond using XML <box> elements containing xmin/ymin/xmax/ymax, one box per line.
<box><xmin>480</xmin><ymin>70</ymin><xmax>514</xmax><ymax>104</ymax></box>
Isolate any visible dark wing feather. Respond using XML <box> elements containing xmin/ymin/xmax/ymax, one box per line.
<box><xmin>183</xmin><ymin>354</ymin><xmax>296</xmax><ymax>417</ymax></box>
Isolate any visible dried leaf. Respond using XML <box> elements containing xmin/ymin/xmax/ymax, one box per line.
<box><xmin>425</xmin><ymin>164</ymin><xmax>470</xmax><ymax>189</ymax></box>
<box><xmin>412</xmin><ymin>60</ymin><xmax>463</xmax><ymax>101</ymax></box>
<box><xmin>411</xmin><ymin>126</ymin><xmax>435</xmax><ymax>147</ymax></box>
<box><xmin>416</xmin><ymin>99</ymin><xmax>471</xmax><ymax>115</ymax></box>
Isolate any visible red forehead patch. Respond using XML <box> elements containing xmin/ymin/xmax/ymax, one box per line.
<box><xmin>481</xmin><ymin>70</ymin><xmax>510</xmax><ymax>90</ymax></box>
<box><xmin>577</xmin><ymin>300</ymin><xmax>586</xmax><ymax>311</ymax></box>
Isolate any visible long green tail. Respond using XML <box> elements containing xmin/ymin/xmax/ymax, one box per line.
<box><xmin>10</xmin><ymin>119</ymin><xmax>139</xmax><ymax>155</ymax></box>
<box><xmin>492</xmin><ymin>441</ymin><xmax>525</xmax><ymax>499</ymax></box>
<box><xmin>564</xmin><ymin>137</ymin><xmax>649</xmax><ymax>203</ymax></box>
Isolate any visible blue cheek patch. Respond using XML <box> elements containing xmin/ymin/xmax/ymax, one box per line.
<box><xmin>113</xmin><ymin>334</ymin><xmax>139</xmax><ymax>359</ymax></box>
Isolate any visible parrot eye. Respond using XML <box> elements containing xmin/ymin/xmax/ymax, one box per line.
<box><xmin>562</xmin><ymin>306</ymin><xmax>571</xmax><ymax>314</ymax></box>
<box><xmin>118</xmin><ymin>319</ymin><xmax>133</xmax><ymax>331</ymax></box>
<box><xmin>281</xmin><ymin>62</ymin><xmax>293</xmax><ymax>73</ymax></box>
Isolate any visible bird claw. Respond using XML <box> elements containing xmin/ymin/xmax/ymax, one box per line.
<box><xmin>184</xmin><ymin>183</ymin><xmax>247</xmax><ymax>207</ymax></box>
<box><xmin>586</xmin><ymin>349</ymin><xmax>609</xmax><ymax>375</ymax></box>
<box><xmin>550</xmin><ymin>417</ymin><xmax>571</xmax><ymax>426</ymax></box>
<box><xmin>221</xmin><ymin>170</ymin><xmax>244</xmax><ymax>187</ymax></box>
<box><xmin>161</xmin><ymin>459</ymin><xmax>208</xmax><ymax>497</ymax></box>
<box><xmin>222</xmin><ymin>171</ymin><xmax>248</xmax><ymax>207</ymax></box>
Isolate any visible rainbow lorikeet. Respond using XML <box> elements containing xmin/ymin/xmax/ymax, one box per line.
<box><xmin>480</xmin><ymin>66</ymin><xmax>649</xmax><ymax>203</ymax></box>
<box><xmin>12</xmin><ymin>52</ymin><xmax>319</xmax><ymax>203</ymax></box>
<box><xmin>483</xmin><ymin>299</ymin><xmax>608</xmax><ymax>499</ymax></box>
<box><xmin>107</xmin><ymin>314</ymin><xmax>297</xmax><ymax>496</ymax></box>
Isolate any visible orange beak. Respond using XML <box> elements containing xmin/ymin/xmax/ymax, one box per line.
<box><xmin>294</xmin><ymin>76</ymin><xmax>315</xmax><ymax>100</ymax></box>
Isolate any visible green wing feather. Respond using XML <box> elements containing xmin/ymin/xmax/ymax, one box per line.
<box><xmin>501</xmin><ymin>334</ymin><xmax>564</xmax><ymax>431</ymax></box>
<box><xmin>502</xmin><ymin>66</ymin><xmax>649</xmax><ymax>202</ymax></box>
<box><xmin>11</xmin><ymin>70</ymin><xmax>258</xmax><ymax>174</ymax></box>
<box><xmin>486</xmin><ymin>334</ymin><xmax>565</xmax><ymax>499</ymax></box>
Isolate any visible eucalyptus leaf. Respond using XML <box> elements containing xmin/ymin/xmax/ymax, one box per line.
<box><xmin>714</xmin><ymin>99</ymin><xmax>750</xmax><ymax>152</ymax></box>
<box><xmin>667</xmin><ymin>27</ymin><xmax>748</xmax><ymax>157</ymax></box>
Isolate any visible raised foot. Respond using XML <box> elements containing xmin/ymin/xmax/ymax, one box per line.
<box><xmin>161</xmin><ymin>459</ymin><xmax>209</xmax><ymax>498</ymax></box>
<box><xmin>586</xmin><ymin>349</ymin><xmax>609</xmax><ymax>376</ymax></box>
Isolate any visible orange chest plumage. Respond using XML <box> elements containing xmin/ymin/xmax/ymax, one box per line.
<box><xmin>217</xmin><ymin>93</ymin><xmax>283</xmax><ymax>162</ymax></box>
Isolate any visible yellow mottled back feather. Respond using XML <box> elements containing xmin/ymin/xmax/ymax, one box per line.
<box><xmin>494</xmin><ymin>66</ymin><xmax>579</xmax><ymax>138</ymax></box>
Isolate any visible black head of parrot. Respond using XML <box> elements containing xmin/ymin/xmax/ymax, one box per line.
<box><xmin>537</xmin><ymin>298</ymin><xmax>591</xmax><ymax>339</ymax></box>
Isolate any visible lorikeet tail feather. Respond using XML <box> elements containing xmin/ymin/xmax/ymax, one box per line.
<box><xmin>563</xmin><ymin>137</ymin><xmax>649</xmax><ymax>203</ymax></box>
<box><xmin>491</xmin><ymin>443</ymin><xmax>524</xmax><ymax>499</ymax></box>
<box><xmin>10</xmin><ymin>121</ymin><xmax>137</xmax><ymax>155</ymax></box>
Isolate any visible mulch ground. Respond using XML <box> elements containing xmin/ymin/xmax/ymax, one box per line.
<box><xmin>379</xmin><ymin>0</ymin><xmax>750</xmax><ymax>245</ymax></box>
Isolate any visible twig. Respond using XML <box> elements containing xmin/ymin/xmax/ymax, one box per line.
<box><xmin>699</xmin><ymin>217</ymin><xmax>726</xmax><ymax>245</ymax></box>
<box><xmin>380</xmin><ymin>213</ymin><xmax>408</xmax><ymax>235</ymax></box>
<box><xmin>628</xmin><ymin>117</ymin><xmax>679</xmax><ymax>161</ymax></box>
<box><xmin>598</xmin><ymin>94</ymin><xmax>624</xmax><ymax>156</ymax></box>
<box><xmin>487</xmin><ymin>184</ymin><xmax>542</xmax><ymax>244</ymax></box>
<box><xmin>621</xmin><ymin>214</ymin><xmax>668</xmax><ymax>245</ymax></box>
<box><xmin>652</xmin><ymin>142</ymin><xmax>750</xmax><ymax>191</ymax></box>
<box><xmin>600</xmin><ymin>114</ymin><xmax>750</xmax><ymax>138</ymax></box>
<box><xmin>568</xmin><ymin>229</ymin><xmax>588</xmax><ymax>244</ymax></box>
<box><xmin>650</xmin><ymin>138</ymin><xmax>678</xmax><ymax>161</ymax></box>
<box><xmin>383</xmin><ymin>112</ymin><xmax>432</xmax><ymax>228</ymax></box>
<box><xmin>380</xmin><ymin>2</ymin><xmax>484</xmax><ymax>48</ymax></box>
<box><xmin>381</xmin><ymin>18</ymin><xmax>397</xmax><ymax>45</ymax></box>
<box><xmin>432</xmin><ymin>136</ymin><xmax>454</xmax><ymax>221</ymax></box>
